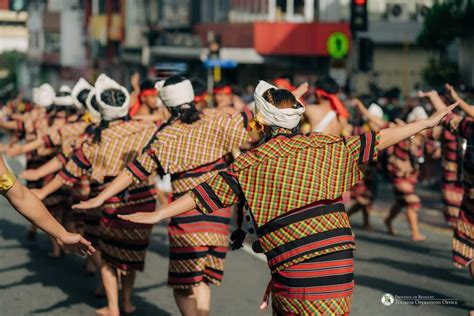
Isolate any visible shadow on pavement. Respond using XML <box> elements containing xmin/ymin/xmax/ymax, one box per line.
<box><xmin>353</xmin><ymin>231</ymin><xmax>448</xmax><ymax>260</ymax></box>
<box><xmin>357</xmin><ymin>257</ymin><xmax>472</xmax><ymax>286</ymax></box>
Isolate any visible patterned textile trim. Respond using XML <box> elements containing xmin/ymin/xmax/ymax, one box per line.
<box><xmin>271</xmin><ymin>250</ymin><xmax>354</xmax><ymax>315</ymax></box>
<box><xmin>452</xmin><ymin>196</ymin><xmax>474</xmax><ymax>268</ymax></box>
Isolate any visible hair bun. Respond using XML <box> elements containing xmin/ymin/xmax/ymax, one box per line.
<box><xmin>101</xmin><ymin>89</ymin><xmax>127</xmax><ymax>108</ymax></box>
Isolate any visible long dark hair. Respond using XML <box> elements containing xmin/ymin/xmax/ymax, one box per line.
<box><xmin>164</xmin><ymin>76</ymin><xmax>200</xmax><ymax>124</ymax></box>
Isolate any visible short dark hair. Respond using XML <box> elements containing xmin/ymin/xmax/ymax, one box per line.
<box><xmin>315</xmin><ymin>76</ymin><xmax>339</xmax><ymax>94</ymax></box>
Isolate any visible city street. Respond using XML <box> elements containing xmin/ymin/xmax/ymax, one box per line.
<box><xmin>0</xmin><ymin>159</ymin><xmax>472</xmax><ymax>315</ymax></box>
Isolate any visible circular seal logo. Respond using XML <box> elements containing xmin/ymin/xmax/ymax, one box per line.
<box><xmin>381</xmin><ymin>293</ymin><xmax>395</xmax><ymax>306</ymax></box>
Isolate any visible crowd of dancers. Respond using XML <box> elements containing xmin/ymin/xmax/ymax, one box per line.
<box><xmin>0</xmin><ymin>72</ymin><xmax>472</xmax><ymax>316</ymax></box>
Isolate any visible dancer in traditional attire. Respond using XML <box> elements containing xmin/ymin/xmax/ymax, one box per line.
<box><xmin>32</xmin><ymin>74</ymin><xmax>158</xmax><ymax>316</ymax></box>
<box><xmin>420</xmin><ymin>89</ymin><xmax>473</xmax><ymax>275</ymax></box>
<box><xmin>117</xmin><ymin>81</ymin><xmax>455</xmax><ymax>315</ymax></box>
<box><xmin>419</xmin><ymin>89</ymin><xmax>464</xmax><ymax>227</ymax></box>
<box><xmin>385</xmin><ymin>106</ymin><xmax>430</xmax><ymax>241</ymax></box>
<box><xmin>74</xmin><ymin>75</ymin><xmax>251</xmax><ymax>316</ymax></box>
<box><xmin>305</xmin><ymin>76</ymin><xmax>349</xmax><ymax>135</ymax></box>
<box><xmin>348</xmin><ymin>100</ymin><xmax>386</xmax><ymax>229</ymax></box>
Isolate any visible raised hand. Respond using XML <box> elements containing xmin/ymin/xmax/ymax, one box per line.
<box><xmin>292</xmin><ymin>82</ymin><xmax>309</xmax><ymax>99</ymax></box>
<box><xmin>118</xmin><ymin>211</ymin><xmax>162</xmax><ymax>225</ymax></box>
<box><xmin>445</xmin><ymin>83</ymin><xmax>460</xmax><ymax>100</ymax></box>
<box><xmin>56</xmin><ymin>232</ymin><xmax>95</xmax><ymax>256</ymax></box>
<box><xmin>424</xmin><ymin>102</ymin><xmax>458</xmax><ymax>128</ymax></box>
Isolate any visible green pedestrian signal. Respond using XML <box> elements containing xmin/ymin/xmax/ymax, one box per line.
<box><xmin>327</xmin><ymin>32</ymin><xmax>350</xmax><ymax>59</ymax></box>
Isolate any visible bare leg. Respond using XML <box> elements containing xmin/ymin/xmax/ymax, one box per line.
<box><xmin>193</xmin><ymin>282</ymin><xmax>211</xmax><ymax>316</ymax></box>
<box><xmin>121</xmin><ymin>271</ymin><xmax>137</xmax><ymax>314</ymax></box>
<box><xmin>406</xmin><ymin>207</ymin><xmax>426</xmax><ymax>241</ymax></box>
<box><xmin>347</xmin><ymin>203</ymin><xmax>363</xmax><ymax>217</ymax></box>
<box><xmin>385</xmin><ymin>201</ymin><xmax>403</xmax><ymax>235</ymax></box>
<box><xmin>362</xmin><ymin>206</ymin><xmax>370</xmax><ymax>229</ymax></box>
<box><xmin>174</xmin><ymin>288</ymin><xmax>199</xmax><ymax>316</ymax></box>
<box><xmin>90</xmin><ymin>251</ymin><xmax>105</xmax><ymax>296</ymax></box>
<box><xmin>96</xmin><ymin>262</ymin><xmax>120</xmax><ymax>316</ymax></box>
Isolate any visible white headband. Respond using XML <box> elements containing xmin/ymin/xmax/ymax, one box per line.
<box><xmin>71</xmin><ymin>78</ymin><xmax>93</xmax><ymax>110</ymax></box>
<box><xmin>33</xmin><ymin>83</ymin><xmax>55</xmax><ymax>108</ymax></box>
<box><xmin>254</xmin><ymin>80</ymin><xmax>305</xmax><ymax>129</ymax></box>
<box><xmin>407</xmin><ymin>106</ymin><xmax>428</xmax><ymax>123</ymax></box>
<box><xmin>94</xmin><ymin>74</ymin><xmax>130</xmax><ymax>121</ymax></box>
<box><xmin>155</xmin><ymin>79</ymin><xmax>194</xmax><ymax>108</ymax></box>
<box><xmin>54</xmin><ymin>85</ymin><xmax>74</xmax><ymax>107</ymax></box>
<box><xmin>85</xmin><ymin>88</ymin><xmax>101</xmax><ymax>120</ymax></box>
<box><xmin>368</xmin><ymin>103</ymin><xmax>384</xmax><ymax>119</ymax></box>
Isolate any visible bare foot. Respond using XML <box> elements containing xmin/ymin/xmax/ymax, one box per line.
<box><xmin>412</xmin><ymin>234</ymin><xmax>426</xmax><ymax>242</ymax></box>
<box><xmin>96</xmin><ymin>306</ymin><xmax>119</xmax><ymax>316</ymax></box>
<box><xmin>384</xmin><ymin>219</ymin><xmax>397</xmax><ymax>235</ymax></box>
<box><xmin>470</xmin><ymin>310</ymin><xmax>474</xmax><ymax>316</ymax></box>
<box><xmin>121</xmin><ymin>304</ymin><xmax>136</xmax><ymax>314</ymax></box>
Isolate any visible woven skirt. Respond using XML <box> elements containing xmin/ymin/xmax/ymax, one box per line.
<box><xmin>452</xmin><ymin>195</ymin><xmax>474</xmax><ymax>268</ymax></box>
<box><xmin>167</xmin><ymin>205</ymin><xmax>231</xmax><ymax>289</ymax></box>
<box><xmin>271</xmin><ymin>250</ymin><xmax>354</xmax><ymax>315</ymax></box>
<box><xmin>99</xmin><ymin>182</ymin><xmax>157</xmax><ymax>272</ymax></box>
<box><xmin>392</xmin><ymin>173</ymin><xmax>421</xmax><ymax>211</ymax></box>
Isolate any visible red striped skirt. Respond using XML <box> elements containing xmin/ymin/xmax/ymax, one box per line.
<box><xmin>271</xmin><ymin>250</ymin><xmax>354</xmax><ymax>315</ymax></box>
<box><xmin>392</xmin><ymin>173</ymin><xmax>421</xmax><ymax>211</ymax></box>
<box><xmin>452</xmin><ymin>195</ymin><xmax>474</xmax><ymax>268</ymax></box>
<box><xmin>99</xmin><ymin>182</ymin><xmax>157</xmax><ymax>272</ymax></box>
<box><xmin>442</xmin><ymin>182</ymin><xmax>463</xmax><ymax>227</ymax></box>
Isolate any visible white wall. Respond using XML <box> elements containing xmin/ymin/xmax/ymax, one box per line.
<box><xmin>60</xmin><ymin>2</ymin><xmax>86</xmax><ymax>67</ymax></box>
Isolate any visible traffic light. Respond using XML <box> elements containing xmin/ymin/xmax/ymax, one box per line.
<box><xmin>9</xmin><ymin>0</ymin><xmax>28</xmax><ymax>12</ymax></box>
<box><xmin>359</xmin><ymin>37</ymin><xmax>373</xmax><ymax>72</ymax></box>
<box><xmin>350</xmin><ymin>0</ymin><xmax>368</xmax><ymax>33</ymax></box>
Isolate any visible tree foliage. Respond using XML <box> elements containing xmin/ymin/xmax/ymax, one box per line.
<box><xmin>417</xmin><ymin>0</ymin><xmax>474</xmax><ymax>52</ymax></box>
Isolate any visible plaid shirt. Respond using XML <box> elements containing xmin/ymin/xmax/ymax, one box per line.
<box><xmin>42</xmin><ymin>121</ymin><xmax>90</xmax><ymax>158</ymax></box>
<box><xmin>189</xmin><ymin>130</ymin><xmax>380</xmax><ymax>272</ymax></box>
<box><xmin>127</xmin><ymin>110</ymin><xmax>250</xmax><ymax>194</ymax></box>
<box><xmin>58</xmin><ymin>120</ymin><xmax>157</xmax><ymax>186</ymax></box>
<box><xmin>443</xmin><ymin>114</ymin><xmax>474</xmax><ymax>195</ymax></box>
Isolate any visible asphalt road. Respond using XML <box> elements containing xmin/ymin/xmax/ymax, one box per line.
<box><xmin>0</xmin><ymin>157</ymin><xmax>472</xmax><ymax>315</ymax></box>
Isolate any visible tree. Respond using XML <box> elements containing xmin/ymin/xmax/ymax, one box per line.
<box><xmin>417</xmin><ymin>0</ymin><xmax>474</xmax><ymax>87</ymax></box>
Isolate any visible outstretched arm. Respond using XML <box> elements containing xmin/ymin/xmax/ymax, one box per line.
<box><xmin>20</xmin><ymin>157</ymin><xmax>62</xmax><ymax>181</ymax></box>
<box><xmin>0</xmin><ymin>159</ymin><xmax>94</xmax><ymax>256</ymax></box>
<box><xmin>445</xmin><ymin>84</ymin><xmax>474</xmax><ymax>118</ymax></box>
<box><xmin>32</xmin><ymin>176</ymin><xmax>63</xmax><ymax>200</ymax></box>
<box><xmin>7</xmin><ymin>138</ymin><xmax>45</xmax><ymax>157</ymax></box>
<box><xmin>378</xmin><ymin>102</ymin><xmax>457</xmax><ymax>150</ymax></box>
<box><xmin>73</xmin><ymin>171</ymin><xmax>134</xmax><ymax>209</ymax></box>
<box><xmin>119</xmin><ymin>194</ymin><xmax>196</xmax><ymax>224</ymax></box>
<box><xmin>418</xmin><ymin>89</ymin><xmax>449</xmax><ymax>112</ymax></box>
<box><xmin>352</xmin><ymin>98</ymin><xmax>386</xmax><ymax>129</ymax></box>
<box><xmin>0</xmin><ymin>120</ymin><xmax>20</xmax><ymax>130</ymax></box>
